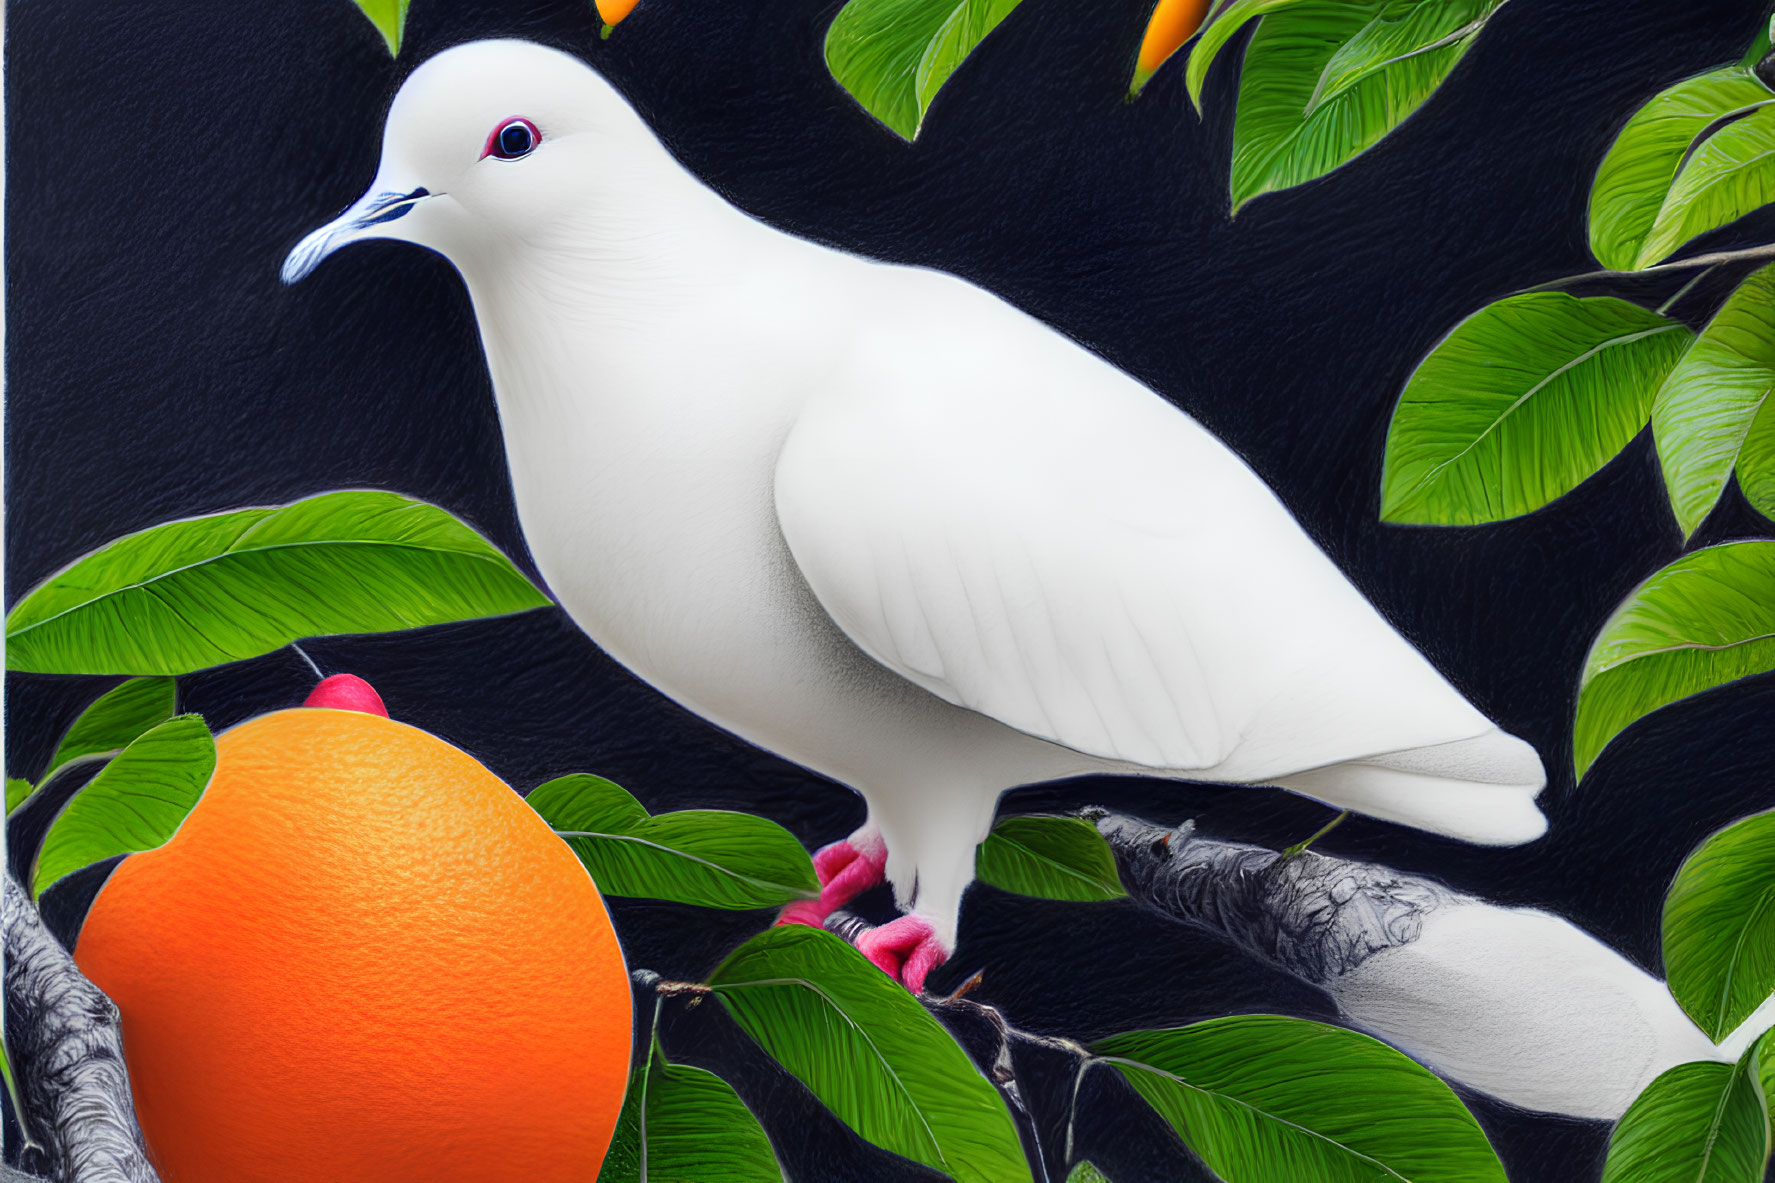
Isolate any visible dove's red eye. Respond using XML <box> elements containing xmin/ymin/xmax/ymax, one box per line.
<box><xmin>482</xmin><ymin>118</ymin><xmax>539</xmax><ymax>161</ymax></box>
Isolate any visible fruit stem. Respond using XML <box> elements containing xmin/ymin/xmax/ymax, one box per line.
<box><xmin>1657</xmin><ymin>265</ymin><xmax>1716</xmax><ymax>316</ymax></box>
<box><xmin>289</xmin><ymin>643</ymin><xmax>325</xmax><ymax>683</ymax></box>
<box><xmin>1281</xmin><ymin>810</ymin><xmax>1350</xmax><ymax>859</ymax></box>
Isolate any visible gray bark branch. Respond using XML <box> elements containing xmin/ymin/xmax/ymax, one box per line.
<box><xmin>3</xmin><ymin>875</ymin><xmax>158</xmax><ymax>1183</ymax></box>
<box><xmin>8</xmin><ymin>808</ymin><xmax>1655</xmax><ymax>1180</ymax></box>
<box><xmin>1087</xmin><ymin>809</ymin><xmax>1466</xmax><ymax>985</ymax></box>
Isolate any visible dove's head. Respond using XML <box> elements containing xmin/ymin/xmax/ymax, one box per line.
<box><xmin>282</xmin><ymin>40</ymin><xmax>666</xmax><ymax>286</ymax></box>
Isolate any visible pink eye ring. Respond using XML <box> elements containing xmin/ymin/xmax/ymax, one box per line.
<box><xmin>482</xmin><ymin>117</ymin><xmax>540</xmax><ymax>161</ymax></box>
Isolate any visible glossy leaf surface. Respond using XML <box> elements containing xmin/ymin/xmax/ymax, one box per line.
<box><xmin>1575</xmin><ymin>541</ymin><xmax>1775</xmax><ymax>776</ymax></box>
<box><xmin>1309</xmin><ymin>0</ymin><xmax>1500</xmax><ymax>112</ymax></box>
<box><xmin>32</xmin><ymin>716</ymin><xmax>215</xmax><ymax>900</ymax></box>
<box><xmin>975</xmin><ymin>815</ymin><xmax>1126</xmax><ymax>901</ymax></box>
<box><xmin>529</xmin><ymin>774</ymin><xmax>817</xmax><ymax>909</ymax></box>
<box><xmin>1382</xmin><ymin>293</ymin><xmax>1691</xmax><ymax>524</ymax></box>
<box><xmin>349</xmin><ymin>0</ymin><xmax>409</xmax><ymax>55</ymax></box>
<box><xmin>1663</xmin><ymin>809</ymin><xmax>1775</xmax><ymax>1041</ymax></box>
<box><xmin>1184</xmin><ymin>0</ymin><xmax>1315</xmax><ymax>111</ymax></box>
<box><xmin>6</xmin><ymin>779</ymin><xmax>34</xmax><ymax>816</ymax></box>
<box><xmin>1652</xmin><ymin>262</ymin><xmax>1775</xmax><ymax>537</ymax></box>
<box><xmin>42</xmin><ymin>677</ymin><xmax>177</xmax><ymax>784</ymax></box>
<box><xmin>825</xmin><ymin>0</ymin><xmax>1025</xmax><ymax>139</ymax></box>
<box><xmin>599</xmin><ymin>1031</ymin><xmax>782</xmax><ymax>1183</ymax></box>
<box><xmin>709</xmin><ymin>926</ymin><xmax>1028</xmax><ymax>1183</ymax></box>
<box><xmin>1637</xmin><ymin>102</ymin><xmax>1775</xmax><ymax>271</ymax></box>
<box><xmin>1599</xmin><ymin>1054</ymin><xmax>1769</xmax><ymax>1183</ymax></box>
<box><xmin>1094</xmin><ymin>1017</ymin><xmax>1506</xmax><ymax>1182</ymax></box>
<box><xmin>5</xmin><ymin>491</ymin><xmax>549</xmax><ymax>676</ymax></box>
<box><xmin>1590</xmin><ymin>67</ymin><xmax>1774</xmax><ymax>270</ymax></box>
<box><xmin>1221</xmin><ymin>0</ymin><xmax>1505</xmax><ymax>212</ymax></box>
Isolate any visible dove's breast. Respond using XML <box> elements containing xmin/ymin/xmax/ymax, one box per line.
<box><xmin>463</xmin><ymin>237</ymin><xmax>1092</xmax><ymax>797</ymax></box>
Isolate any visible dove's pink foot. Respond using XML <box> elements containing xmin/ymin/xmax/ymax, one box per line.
<box><xmin>856</xmin><ymin>915</ymin><xmax>950</xmax><ymax>994</ymax></box>
<box><xmin>776</xmin><ymin>829</ymin><xmax>888</xmax><ymax>929</ymax></box>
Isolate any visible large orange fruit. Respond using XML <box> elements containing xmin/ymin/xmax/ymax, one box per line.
<box><xmin>74</xmin><ymin>705</ymin><xmax>632</xmax><ymax>1183</ymax></box>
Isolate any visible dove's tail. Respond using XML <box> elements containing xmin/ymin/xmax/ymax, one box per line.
<box><xmin>1272</xmin><ymin>728</ymin><xmax>1548</xmax><ymax>845</ymax></box>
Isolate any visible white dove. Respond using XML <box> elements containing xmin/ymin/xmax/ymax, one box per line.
<box><xmin>284</xmin><ymin>39</ymin><xmax>1546</xmax><ymax>992</ymax></box>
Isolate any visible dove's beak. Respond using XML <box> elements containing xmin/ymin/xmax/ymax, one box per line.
<box><xmin>281</xmin><ymin>184</ymin><xmax>435</xmax><ymax>284</ymax></box>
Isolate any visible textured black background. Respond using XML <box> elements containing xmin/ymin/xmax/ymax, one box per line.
<box><xmin>8</xmin><ymin>0</ymin><xmax>1775</xmax><ymax>1179</ymax></box>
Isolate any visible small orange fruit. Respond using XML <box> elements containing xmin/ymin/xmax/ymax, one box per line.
<box><xmin>1133</xmin><ymin>0</ymin><xmax>1213</xmax><ymax>95</ymax></box>
<box><xmin>595</xmin><ymin>0</ymin><xmax>640</xmax><ymax>28</ymax></box>
<box><xmin>75</xmin><ymin>702</ymin><xmax>631</xmax><ymax>1183</ymax></box>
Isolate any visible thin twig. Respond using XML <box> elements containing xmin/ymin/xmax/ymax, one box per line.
<box><xmin>1657</xmin><ymin>265</ymin><xmax>1716</xmax><ymax>316</ymax></box>
<box><xmin>1280</xmin><ymin>809</ymin><xmax>1349</xmax><ymax>858</ymax></box>
<box><xmin>653</xmin><ymin>981</ymin><xmax>712</xmax><ymax>999</ymax></box>
<box><xmin>288</xmin><ymin>643</ymin><xmax>325</xmax><ymax>682</ymax></box>
<box><xmin>944</xmin><ymin>970</ymin><xmax>986</xmax><ymax>1004</ymax></box>
<box><xmin>1520</xmin><ymin>240</ymin><xmax>1775</xmax><ymax>295</ymax></box>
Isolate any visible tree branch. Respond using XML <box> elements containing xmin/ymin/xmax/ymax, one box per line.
<box><xmin>3</xmin><ymin>875</ymin><xmax>157</xmax><ymax>1183</ymax></box>
<box><xmin>1087</xmin><ymin>809</ymin><xmax>1462</xmax><ymax>984</ymax></box>
<box><xmin>11</xmin><ymin>810</ymin><xmax>1748</xmax><ymax>1179</ymax></box>
<box><xmin>1087</xmin><ymin>809</ymin><xmax>1738</xmax><ymax>1121</ymax></box>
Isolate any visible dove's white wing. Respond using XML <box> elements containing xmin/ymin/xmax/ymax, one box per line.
<box><xmin>775</xmin><ymin>267</ymin><xmax>1506</xmax><ymax>788</ymax></box>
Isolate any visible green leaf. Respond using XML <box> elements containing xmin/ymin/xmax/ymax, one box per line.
<box><xmin>32</xmin><ymin>716</ymin><xmax>216</xmax><ymax>901</ymax></box>
<box><xmin>1066</xmin><ymin>1165</ymin><xmax>1112</xmax><ymax>1183</ymax></box>
<box><xmin>1574</xmin><ymin>540</ymin><xmax>1775</xmax><ymax>777</ymax></box>
<box><xmin>599</xmin><ymin>1026</ymin><xmax>783</xmax><ymax>1183</ymax></box>
<box><xmin>5</xmin><ymin>491</ymin><xmax>549</xmax><ymax>676</ymax></box>
<box><xmin>1589</xmin><ymin>67</ymin><xmax>1775</xmax><ymax>271</ymax></box>
<box><xmin>1600</xmin><ymin>1053</ymin><xmax>1770</xmax><ymax>1183</ymax></box>
<box><xmin>0</xmin><ymin>1038</ymin><xmax>36</xmax><ymax>1152</ymax></box>
<box><xmin>1308</xmin><ymin>0</ymin><xmax>1503</xmax><ymax>114</ymax></box>
<box><xmin>0</xmin><ymin>1043</ymin><xmax>20</xmax><ymax>1137</ymax></box>
<box><xmin>1093</xmin><ymin>1017</ymin><xmax>1506</xmax><ymax>1183</ymax></box>
<box><xmin>1224</xmin><ymin>0</ymin><xmax>1503</xmax><ymax>213</ymax></box>
<box><xmin>528</xmin><ymin>775</ymin><xmax>818</xmax><ymax>910</ymax></box>
<box><xmin>825</xmin><ymin>0</ymin><xmax>1025</xmax><ymax>140</ymax></box>
<box><xmin>6</xmin><ymin>778</ymin><xmax>34</xmax><ymax>815</ymax></box>
<box><xmin>708</xmin><ymin>926</ymin><xmax>1029</xmax><ymax>1183</ymax></box>
<box><xmin>41</xmin><ymin>677</ymin><xmax>177</xmax><ymax>784</ymax></box>
<box><xmin>1756</xmin><ymin>1027</ymin><xmax>1775</xmax><ymax>1128</ymax></box>
<box><xmin>350</xmin><ymin>0</ymin><xmax>409</xmax><ymax>55</ymax></box>
<box><xmin>975</xmin><ymin>816</ymin><xmax>1126</xmax><ymax>901</ymax></box>
<box><xmin>1380</xmin><ymin>293</ymin><xmax>1692</xmax><ymax>524</ymax></box>
<box><xmin>1736</xmin><ymin>388</ymin><xmax>1775</xmax><ymax>522</ymax></box>
<box><xmin>1663</xmin><ymin>809</ymin><xmax>1775</xmax><ymax>1041</ymax></box>
<box><xmin>1653</xmin><ymin>263</ymin><xmax>1775</xmax><ymax>537</ymax></box>
<box><xmin>1742</xmin><ymin>11</ymin><xmax>1774</xmax><ymax>67</ymax></box>
<box><xmin>1637</xmin><ymin>102</ymin><xmax>1775</xmax><ymax>271</ymax></box>
<box><xmin>1183</xmin><ymin>0</ymin><xmax>1315</xmax><ymax>112</ymax></box>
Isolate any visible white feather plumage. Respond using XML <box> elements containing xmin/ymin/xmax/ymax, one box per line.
<box><xmin>285</xmin><ymin>40</ymin><xmax>1546</xmax><ymax>962</ymax></box>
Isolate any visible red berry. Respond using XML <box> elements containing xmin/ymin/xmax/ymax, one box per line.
<box><xmin>302</xmin><ymin>674</ymin><xmax>388</xmax><ymax>717</ymax></box>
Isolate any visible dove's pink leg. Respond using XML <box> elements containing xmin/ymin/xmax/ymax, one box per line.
<box><xmin>776</xmin><ymin>828</ymin><xmax>887</xmax><ymax>929</ymax></box>
<box><xmin>856</xmin><ymin>915</ymin><xmax>951</xmax><ymax>994</ymax></box>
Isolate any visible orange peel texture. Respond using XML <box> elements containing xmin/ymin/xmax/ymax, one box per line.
<box><xmin>75</xmin><ymin>708</ymin><xmax>632</xmax><ymax>1183</ymax></box>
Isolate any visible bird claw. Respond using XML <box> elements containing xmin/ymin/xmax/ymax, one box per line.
<box><xmin>775</xmin><ymin>831</ymin><xmax>888</xmax><ymax>930</ymax></box>
<box><xmin>856</xmin><ymin>915</ymin><xmax>949</xmax><ymax>994</ymax></box>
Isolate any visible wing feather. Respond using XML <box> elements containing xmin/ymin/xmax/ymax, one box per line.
<box><xmin>774</xmin><ymin>279</ymin><xmax>1496</xmax><ymax>781</ymax></box>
